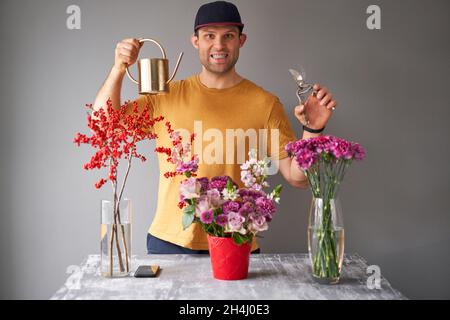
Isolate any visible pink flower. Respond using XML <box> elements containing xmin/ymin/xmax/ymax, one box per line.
<box><xmin>209</xmin><ymin>176</ymin><xmax>237</xmax><ymax>192</ymax></box>
<box><xmin>215</xmin><ymin>214</ymin><xmax>228</xmax><ymax>227</ymax></box>
<box><xmin>248</xmin><ymin>214</ymin><xmax>268</xmax><ymax>233</ymax></box>
<box><xmin>352</xmin><ymin>143</ymin><xmax>366</xmax><ymax>161</ymax></box>
<box><xmin>255</xmin><ymin>197</ymin><xmax>276</xmax><ymax>219</ymax></box>
<box><xmin>222</xmin><ymin>201</ymin><xmax>241</xmax><ymax>215</ymax></box>
<box><xmin>180</xmin><ymin>177</ymin><xmax>201</xmax><ymax>200</ymax></box>
<box><xmin>207</xmin><ymin>188</ymin><xmax>223</xmax><ymax>207</ymax></box>
<box><xmin>200</xmin><ymin>210</ymin><xmax>214</xmax><ymax>224</ymax></box>
<box><xmin>238</xmin><ymin>201</ymin><xmax>254</xmax><ymax>216</ymax></box>
<box><xmin>226</xmin><ymin>211</ymin><xmax>246</xmax><ymax>235</ymax></box>
<box><xmin>332</xmin><ymin>139</ymin><xmax>353</xmax><ymax>160</ymax></box>
<box><xmin>176</xmin><ymin>156</ymin><xmax>199</xmax><ymax>174</ymax></box>
<box><xmin>295</xmin><ymin>149</ymin><xmax>317</xmax><ymax>170</ymax></box>
<box><xmin>197</xmin><ymin>177</ymin><xmax>210</xmax><ymax>192</ymax></box>
<box><xmin>195</xmin><ymin>195</ymin><xmax>210</xmax><ymax>217</ymax></box>
<box><xmin>286</xmin><ymin>135</ymin><xmax>365</xmax><ymax>170</ymax></box>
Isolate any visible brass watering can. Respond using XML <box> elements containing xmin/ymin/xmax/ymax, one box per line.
<box><xmin>126</xmin><ymin>38</ymin><xmax>183</xmax><ymax>95</ymax></box>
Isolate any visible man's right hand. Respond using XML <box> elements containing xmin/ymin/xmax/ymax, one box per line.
<box><xmin>114</xmin><ymin>38</ymin><xmax>143</xmax><ymax>72</ymax></box>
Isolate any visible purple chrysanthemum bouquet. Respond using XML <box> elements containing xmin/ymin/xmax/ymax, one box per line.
<box><xmin>179</xmin><ymin>149</ymin><xmax>283</xmax><ymax>245</ymax></box>
<box><xmin>285</xmin><ymin>135</ymin><xmax>365</xmax><ymax>281</ymax></box>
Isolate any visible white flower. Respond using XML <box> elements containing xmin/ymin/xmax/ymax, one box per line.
<box><xmin>241</xmin><ymin>170</ymin><xmax>256</xmax><ymax>188</ymax></box>
<box><xmin>180</xmin><ymin>177</ymin><xmax>201</xmax><ymax>200</ymax></box>
<box><xmin>240</xmin><ymin>149</ymin><xmax>271</xmax><ymax>189</ymax></box>
<box><xmin>240</xmin><ymin>162</ymin><xmax>250</xmax><ymax>170</ymax></box>
<box><xmin>252</xmin><ymin>183</ymin><xmax>262</xmax><ymax>191</ymax></box>
<box><xmin>222</xmin><ymin>186</ymin><xmax>238</xmax><ymax>201</ymax></box>
<box><xmin>267</xmin><ymin>191</ymin><xmax>280</xmax><ymax>204</ymax></box>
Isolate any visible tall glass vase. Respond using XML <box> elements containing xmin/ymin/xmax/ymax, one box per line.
<box><xmin>308</xmin><ymin>197</ymin><xmax>344</xmax><ymax>284</ymax></box>
<box><xmin>101</xmin><ymin>199</ymin><xmax>132</xmax><ymax>277</ymax></box>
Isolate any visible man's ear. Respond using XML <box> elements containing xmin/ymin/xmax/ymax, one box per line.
<box><xmin>239</xmin><ymin>33</ymin><xmax>247</xmax><ymax>48</ymax></box>
<box><xmin>191</xmin><ymin>33</ymin><xmax>199</xmax><ymax>49</ymax></box>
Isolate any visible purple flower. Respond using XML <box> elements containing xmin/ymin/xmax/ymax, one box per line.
<box><xmin>238</xmin><ymin>189</ymin><xmax>249</xmax><ymax>197</ymax></box>
<box><xmin>206</xmin><ymin>188</ymin><xmax>223</xmax><ymax>207</ymax></box>
<box><xmin>248</xmin><ymin>214</ymin><xmax>268</xmax><ymax>232</ymax></box>
<box><xmin>222</xmin><ymin>200</ymin><xmax>241</xmax><ymax>215</ymax></box>
<box><xmin>314</xmin><ymin>135</ymin><xmax>333</xmax><ymax>153</ymax></box>
<box><xmin>285</xmin><ymin>139</ymin><xmax>309</xmax><ymax>157</ymax></box>
<box><xmin>238</xmin><ymin>189</ymin><xmax>265</xmax><ymax>199</ymax></box>
<box><xmin>255</xmin><ymin>197</ymin><xmax>276</xmax><ymax>221</ymax></box>
<box><xmin>332</xmin><ymin>139</ymin><xmax>353</xmax><ymax>160</ymax></box>
<box><xmin>295</xmin><ymin>149</ymin><xmax>317</xmax><ymax>170</ymax></box>
<box><xmin>226</xmin><ymin>211</ymin><xmax>246</xmax><ymax>234</ymax></box>
<box><xmin>200</xmin><ymin>210</ymin><xmax>214</xmax><ymax>224</ymax></box>
<box><xmin>285</xmin><ymin>141</ymin><xmax>299</xmax><ymax>157</ymax></box>
<box><xmin>352</xmin><ymin>143</ymin><xmax>366</xmax><ymax>161</ymax></box>
<box><xmin>209</xmin><ymin>175</ymin><xmax>236</xmax><ymax>192</ymax></box>
<box><xmin>176</xmin><ymin>158</ymin><xmax>198</xmax><ymax>174</ymax></box>
<box><xmin>215</xmin><ymin>214</ymin><xmax>228</xmax><ymax>227</ymax></box>
<box><xmin>238</xmin><ymin>201</ymin><xmax>254</xmax><ymax>216</ymax></box>
<box><xmin>286</xmin><ymin>135</ymin><xmax>365</xmax><ymax>170</ymax></box>
<box><xmin>196</xmin><ymin>177</ymin><xmax>209</xmax><ymax>193</ymax></box>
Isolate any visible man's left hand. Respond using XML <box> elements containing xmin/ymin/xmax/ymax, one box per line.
<box><xmin>294</xmin><ymin>83</ymin><xmax>337</xmax><ymax>130</ymax></box>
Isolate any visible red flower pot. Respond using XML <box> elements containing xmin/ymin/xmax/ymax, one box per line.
<box><xmin>207</xmin><ymin>235</ymin><xmax>252</xmax><ymax>280</ymax></box>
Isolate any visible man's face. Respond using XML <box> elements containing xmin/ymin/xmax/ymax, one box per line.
<box><xmin>191</xmin><ymin>26</ymin><xmax>247</xmax><ymax>75</ymax></box>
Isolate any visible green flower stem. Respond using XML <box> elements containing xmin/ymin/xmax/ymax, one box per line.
<box><xmin>311</xmin><ymin>197</ymin><xmax>339</xmax><ymax>280</ymax></box>
<box><xmin>301</xmin><ymin>151</ymin><xmax>357</xmax><ymax>281</ymax></box>
<box><xmin>306</xmin><ymin>160</ymin><xmax>340</xmax><ymax>281</ymax></box>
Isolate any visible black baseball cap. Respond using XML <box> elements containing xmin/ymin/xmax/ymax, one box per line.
<box><xmin>194</xmin><ymin>1</ymin><xmax>244</xmax><ymax>32</ymax></box>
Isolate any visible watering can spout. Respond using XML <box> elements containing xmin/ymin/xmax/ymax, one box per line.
<box><xmin>167</xmin><ymin>52</ymin><xmax>184</xmax><ymax>84</ymax></box>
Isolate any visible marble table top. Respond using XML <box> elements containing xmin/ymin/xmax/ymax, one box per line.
<box><xmin>51</xmin><ymin>253</ymin><xmax>406</xmax><ymax>300</ymax></box>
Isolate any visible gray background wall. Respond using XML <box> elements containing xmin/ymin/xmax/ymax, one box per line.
<box><xmin>0</xmin><ymin>0</ymin><xmax>449</xmax><ymax>299</ymax></box>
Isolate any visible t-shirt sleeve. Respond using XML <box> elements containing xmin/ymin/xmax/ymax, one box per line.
<box><xmin>266</xmin><ymin>98</ymin><xmax>298</xmax><ymax>160</ymax></box>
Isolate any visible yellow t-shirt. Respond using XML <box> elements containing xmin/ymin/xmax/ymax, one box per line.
<box><xmin>130</xmin><ymin>74</ymin><xmax>297</xmax><ymax>250</ymax></box>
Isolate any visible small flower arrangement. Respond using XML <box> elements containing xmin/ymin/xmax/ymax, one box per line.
<box><xmin>285</xmin><ymin>135</ymin><xmax>365</xmax><ymax>282</ymax></box>
<box><xmin>155</xmin><ymin>124</ymin><xmax>282</xmax><ymax>245</ymax></box>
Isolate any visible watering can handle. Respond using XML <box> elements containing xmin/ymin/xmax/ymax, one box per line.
<box><xmin>125</xmin><ymin>38</ymin><xmax>167</xmax><ymax>85</ymax></box>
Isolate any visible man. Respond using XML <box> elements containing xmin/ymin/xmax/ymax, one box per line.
<box><xmin>93</xmin><ymin>1</ymin><xmax>337</xmax><ymax>254</ymax></box>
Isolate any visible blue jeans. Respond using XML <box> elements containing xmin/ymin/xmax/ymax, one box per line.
<box><xmin>147</xmin><ymin>233</ymin><xmax>260</xmax><ymax>254</ymax></box>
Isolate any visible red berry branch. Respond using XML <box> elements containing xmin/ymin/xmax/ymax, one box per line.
<box><xmin>74</xmin><ymin>99</ymin><xmax>164</xmax><ymax>276</ymax></box>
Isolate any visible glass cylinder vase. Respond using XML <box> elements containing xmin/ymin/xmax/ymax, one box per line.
<box><xmin>308</xmin><ymin>197</ymin><xmax>344</xmax><ymax>284</ymax></box>
<box><xmin>100</xmin><ymin>199</ymin><xmax>132</xmax><ymax>277</ymax></box>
